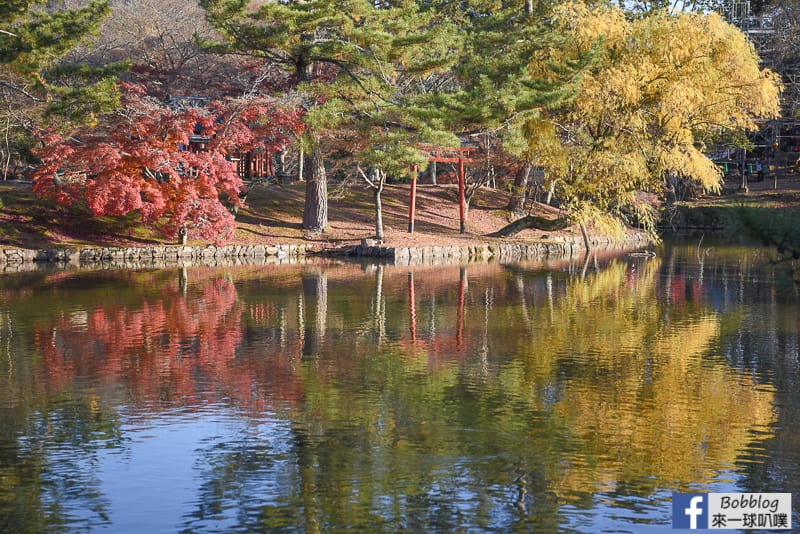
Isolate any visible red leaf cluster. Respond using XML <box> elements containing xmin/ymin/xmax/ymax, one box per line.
<box><xmin>31</xmin><ymin>84</ymin><xmax>304</xmax><ymax>244</ymax></box>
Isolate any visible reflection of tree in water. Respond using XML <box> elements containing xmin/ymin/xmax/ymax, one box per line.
<box><xmin>0</xmin><ymin>256</ymin><xmax>788</xmax><ymax>532</ymax></box>
<box><xmin>661</xmin><ymin>243</ymin><xmax>800</xmax><ymax>520</ymax></box>
<box><xmin>0</xmin><ymin>397</ymin><xmax>123</xmax><ymax>533</ymax></box>
<box><xmin>31</xmin><ymin>273</ymin><xmax>243</xmax><ymax>405</ymax></box>
<box><xmin>180</xmin><ymin>417</ymin><xmax>301</xmax><ymax>532</ymax></box>
<box><xmin>0</xmin><ymin>268</ymin><xmax>249</xmax><ymax>533</ymax></box>
<box><xmin>456</xmin><ymin>259</ymin><xmax>775</xmax><ymax>504</ymax></box>
<box><xmin>301</xmin><ymin>268</ymin><xmax>327</xmax><ymax>360</ymax></box>
<box><xmin>179</xmin><ymin>258</ymin><xmax>777</xmax><ymax>531</ymax></box>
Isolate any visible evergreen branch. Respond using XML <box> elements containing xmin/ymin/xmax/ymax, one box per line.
<box><xmin>318</xmin><ymin>56</ymin><xmax>400</xmax><ymax>108</ymax></box>
<box><xmin>369</xmin><ymin>47</ymin><xmax>393</xmax><ymax>87</ymax></box>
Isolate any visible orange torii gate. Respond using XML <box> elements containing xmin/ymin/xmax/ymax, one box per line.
<box><xmin>408</xmin><ymin>145</ymin><xmax>476</xmax><ymax>234</ymax></box>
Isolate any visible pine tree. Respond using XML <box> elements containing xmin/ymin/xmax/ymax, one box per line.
<box><xmin>422</xmin><ymin>0</ymin><xmax>587</xmax><ymax>215</ymax></box>
<box><xmin>0</xmin><ymin>0</ymin><xmax>120</xmax><ymax>123</ymax></box>
<box><xmin>201</xmin><ymin>0</ymin><xmax>462</xmax><ymax>234</ymax></box>
<box><xmin>0</xmin><ymin>0</ymin><xmax>121</xmax><ymax>179</ymax></box>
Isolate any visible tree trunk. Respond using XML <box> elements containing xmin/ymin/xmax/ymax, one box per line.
<box><xmin>297</xmin><ymin>146</ymin><xmax>304</xmax><ymax>182</ymax></box>
<box><xmin>374</xmin><ymin>187</ymin><xmax>384</xmax><ymax>241</ymax></box>
<box><xmin>546</xmin><ymin>181</ymin><xmax>555</xmax><ymax>205</ymax></box>
<box><xmin>579</xmin><ymin>221</ymin><xmax>591</xmax><ymax>252</ymax></box>
<box><xmin>739</xmin><ymin>151</ymin><xmax>748</xmax><ymax>192</ymax></box>
<box><xmin>739</xmin><ymin>168</ymin><xmax>749</xmax><ymax>193</ymax></box>
<box><xmin>507</xmin><ymin>161</ymin><xmax>533</xmax><ymax>215</ymax></box>
<box><xmin>2</xmin><ymin>116</ymin><xmax>11</xmax><ymax>181</ymax></box>
<box><xmin>276</xmin><ymin>149</ymin><xmax>286</xmax><ymax>182</ymax></box>
<box><xmin>302</xmin><ymin>141</ymin><xmax>328</xmax><ymax>232</ymax></box>
<box><xmin>488</xmin><ymin>214</ymin><xmax>568</xmax><ymax>237</ymax></box>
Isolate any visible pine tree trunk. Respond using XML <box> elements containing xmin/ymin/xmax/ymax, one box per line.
<box><xmin>507</xmin><ymin>161</ymin><xmax>533</xmax><ymax>214</ymax></box>
<box><xmin>302</xmin><ymin>141</ymin><xmax>328</xmax><ymax>232</ymax></box>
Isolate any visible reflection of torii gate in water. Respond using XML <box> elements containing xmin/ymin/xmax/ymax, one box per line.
<box><xmin>407</xmin><ymin>267</ymin><xmax>468</xmax><ymax>351</ymax></box>
<box><xmin>408</xmin><ymin>145</ymin><xmax>476</xmax><ymax>234</ymax></box>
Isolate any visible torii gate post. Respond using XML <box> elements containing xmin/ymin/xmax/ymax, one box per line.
<box><xmin>408</xmin><ymin>165</ymin><xmax>418</xmax><ymax>233</ymax></box>
<box><xmin>458</xmin><ymin>157</ymin><xmax>466</xmax><ymax>234</ymax></box>
<box><xmin>408</xmin><ymin>147</ymin><xmax>474</xmax><ymax>235</ymax></box>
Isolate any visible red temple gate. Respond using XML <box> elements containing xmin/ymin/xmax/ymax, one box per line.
<box><xmin>408</xmin><ymin>146</ymin><xmax>475</xmax><ymax>234</ymax></box>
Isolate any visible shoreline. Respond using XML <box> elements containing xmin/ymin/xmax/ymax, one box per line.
<box><xmin>0</xmin><ymin>231</ymin><xmax>651</xmax><ymax>272</ymax></box>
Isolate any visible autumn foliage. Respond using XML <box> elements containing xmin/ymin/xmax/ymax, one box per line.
<box><xmin>13</xmin><ymin>0</ymin><xmax>787</xmax><ymax>243</ymax></box>
<box><xmin>524</xmin><ymin>3</ymin><xmax>781</xmax><ymax>235</ymax></box>
<box><xmin>31</xmin><ymin>83</ymin><xmax>303</xmax><ymax>243</ymax></box>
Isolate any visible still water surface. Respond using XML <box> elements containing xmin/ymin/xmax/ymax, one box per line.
<box><xmin>0</xmin><ymin>241</ymin><xmax>798</xmax><ymax>532</ymax></box>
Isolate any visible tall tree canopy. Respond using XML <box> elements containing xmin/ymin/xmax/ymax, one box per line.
<box><xmin>201</xmin><ymin>0</ymin><xmax>462</xmax><ymax>233</ymax></box>
<box><xmin>417</xmin><ymin>0</ymin><xmax>587</xmax><ymax>215</ymax></box>
<box><xmin>524</xmin><ymin>3</ymin><xmax>781</xmax><ymax>237</ymax></box>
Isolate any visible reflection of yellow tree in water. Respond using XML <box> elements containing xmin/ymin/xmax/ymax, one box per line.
<box><xmin>495</xmin><ymin>258</ymin><xmax>775</xmax><ymax>498</ymax></box>
<box><xmin>274</xmin><ymin>259</ymin><xmax>776</xmax><ymax>516</ymax></box>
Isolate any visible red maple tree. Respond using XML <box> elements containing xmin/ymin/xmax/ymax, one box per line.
<box><xmin>31</xmin><ymin>83</ymin><xmax>303</xmax><ymax>243</ymax></box>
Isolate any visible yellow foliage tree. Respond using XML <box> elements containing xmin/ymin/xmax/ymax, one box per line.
<box><xmin>526</xmin><ymin>3</ymin><xmax>782</xmax><ymax>238</ymax></box>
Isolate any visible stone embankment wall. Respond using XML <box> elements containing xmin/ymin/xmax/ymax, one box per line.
<box><xmin>0</xmin><ymin>232</ymin><xmax>650</xmax><ymax>271</ymax></box>
<box><xmin>0</xmin><ymin>244</ymin><xmax>308</xmax><ymax>272</ymax></box>
<box><xmin>349</xmin><ymin>233</ymin><xmax>650</xmax><ymax>265</ymax></box>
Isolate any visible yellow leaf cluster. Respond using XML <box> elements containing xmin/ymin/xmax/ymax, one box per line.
<box><xmin>525</xmin><ymin>3</ymin><xmax>782</xmax><ymax>236</ymax></box>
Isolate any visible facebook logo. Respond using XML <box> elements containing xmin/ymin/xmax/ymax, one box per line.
<box><xmin>672</xmin><ymin>493</ymin><xmax>708</xmax><ymax>529</ymax></box>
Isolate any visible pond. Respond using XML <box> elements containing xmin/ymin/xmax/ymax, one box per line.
<box><xmin>0</xmin><ymin>240</ymin><xmax>798</xmax><ymax>533</ymax></box>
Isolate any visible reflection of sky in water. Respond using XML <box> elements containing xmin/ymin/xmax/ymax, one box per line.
<box><xmin>91</xmin><ymin>409</ymin><xmax>294</xmax><ymax>533</ymax></box>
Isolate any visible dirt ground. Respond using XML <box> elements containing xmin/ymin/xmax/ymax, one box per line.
<box><xmin>234</xmin><ymin>174</ymin><xmax>800</xmax><ymax>249</ymax></box>
<box><xmin>1</xmin><ymin>174</ymin><xmax>799</xmax><ymax>250</ymax></box>
<box><xmin>237</xmin><ymin>181</ymin><xmax>575</xmax><ymax>250</ymax></box>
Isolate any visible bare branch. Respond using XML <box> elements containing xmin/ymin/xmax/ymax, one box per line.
<box><xmin>0</xmin><ymin>80</ymin><xmax>45</xmax><ymax>103</ymax></box>
<box><xmin>357</xmin><ymin>164</ymin><xmax>377</xmax><ymax>189</ymax></box>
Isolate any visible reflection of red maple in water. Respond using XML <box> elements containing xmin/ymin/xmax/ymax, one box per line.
<box><xmin>32</xmin><ymin>275</ymin><xmax>303</xmax><ymax>411</ymax></box>
<box><xmin>29</xmin><ymin>264</ymin><xmax>518</xmax><ymax>412</ymax></box>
